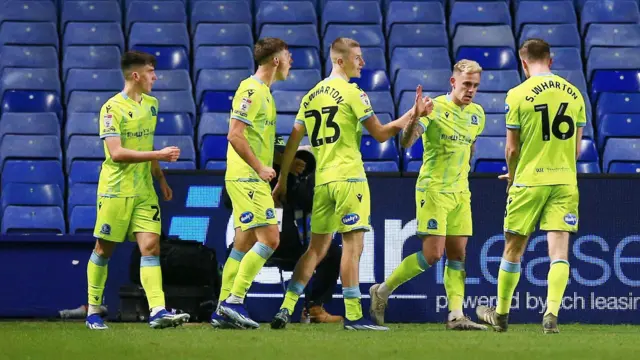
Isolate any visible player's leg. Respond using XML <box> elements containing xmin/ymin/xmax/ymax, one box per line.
<box><xmin>130</xmin><ymin>194</ymin><xmax>190</xmax><ymax>329</ymax></box>
<box><xmin>477</xmin><ymin>186</ymin><xmax>547</xmax><ymax>332</ymax></box>
<box><xmin>539</xmin><ymin>185</ymin><xmax>579</xmax><ymax>334</ymax></box>
<box><xmin>86</xmin><ymin>196</ymin><xmax>130</xmax><ymax>330</ymax></box>
<box><xmin>305</xmin><ymin>242</ymin><xmax>343</xmax><ymax>323</ymax></box>
<box><xmin>272</xmin><ymin>184</ymin><xmax>338</xmax><ymax>328</ymax></box>
<box><xmin>370</xmin><ymin>190</ymin><xmax>448</xmax><ymax>326</ymax></box>
<box><xmin>443</xmin><ymin>192</ymin><xmax>486</xmax><ymax>330</ymax></box>
<box><xmin>219</xmin><ymin>181</ymin><xmax>279</xmax><ymax>328</ymax></box>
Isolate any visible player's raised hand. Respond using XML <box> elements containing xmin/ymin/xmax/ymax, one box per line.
<box><xmin>272</xmin><ymin>181</ymin><xmax>287</xmax><ymax>207</ymax></box>
<box><xmin>158</xmin><ymin>146</ymin><xmax>180</xmax><ymax>162</ymax></box>
<box><xmin>414</xmin><ymin>85</ymin><xmax>434</xmax><ymax>117</ymax></box>
<box><xmin>259</xmin><ymin>166</ymin><xmax>277</xmax><ymax>182</ymax></box>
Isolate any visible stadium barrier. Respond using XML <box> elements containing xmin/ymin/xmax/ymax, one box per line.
<box><xmin>1</xmin><ymin>172</ymin><xmax>639</xmax><ymax>324</ymax></box>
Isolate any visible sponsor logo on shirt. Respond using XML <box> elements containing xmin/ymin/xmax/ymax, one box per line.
<box><xmin>124</xmin><ymin>128</ymin><xmax>153</xmax><ymax>138</ymax></box>
<box><xmin>240</xmin><ymin>211</ymin><xmax>254</xmax><ymax>224</ymax></box>
<box><xmin>504</xmin><ymin>103</ymin><xmax>510</xmax><ymax>113</ymax></box>
<box><xmin>150</xmin><ymin>106</ymin><xmax>157</xmax><ymax>116</ymax></box>
<box><xmin>360</xmin><ymin>92</ymin><xmax>370</xmax><ymax>107</ymax></box>
<box><xmin>103</xmin><ymin>114</ymin><xmax>113</xmax><ymax>128</ymax></box>
<box><xmin>564</xmin><ymin>213</ymin><xmax>578</xmax><ymax>226</ymax></box>
<box><xmin>342</xmin><ymin>213</ymin><xmax>360</xmax><ymax>226</ymax></box>
<box><xmin>240</xmin><ymin>97</ymin><xmax>252</xmax><ymax>113</ymax></box>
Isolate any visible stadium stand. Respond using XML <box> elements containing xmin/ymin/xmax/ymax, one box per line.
<box><xmin>0</xmin><ymin>0</ymin><xmax>639</xmax><ymax>233</ymax></box>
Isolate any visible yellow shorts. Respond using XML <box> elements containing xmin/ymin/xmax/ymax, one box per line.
<box><xmin>504</xmin><ymin>184</ymin><xmax>579</xmax><ymax>236</ymax></box>
<box><xmin>94</xmin><ymin>193</ymin><xmax>161</xmax><ymax>242</ymax></box>
<box><xmin>226</xmin><ymin>180</ymin><xmax>278</xmax><ymax>231</ymax></box>
<box><xmin>311</xmin><ymin>180</ymin><xmax>371</xmax><ymax>234</ymax></box>
<box><xmin>416</xmin><ymin>190</ymin><xmax>472</xmax><ymax>237</ymax></box>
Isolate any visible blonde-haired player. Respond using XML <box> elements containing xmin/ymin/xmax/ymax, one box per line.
<box><xmin>369</xmin><ymin>59</ymin><xmax>488</xmax><ymax>330</ymax></box>
<box><xmin>269</xmin><ymin>37</ymin><xmax>433</xmax><ymax>330</ymax></box>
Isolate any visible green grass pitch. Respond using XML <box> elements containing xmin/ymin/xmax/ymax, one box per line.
<box><xmin>0</xmin><ymin>321</ymin><xmax>638</xmax><ymax>360</ymax></box>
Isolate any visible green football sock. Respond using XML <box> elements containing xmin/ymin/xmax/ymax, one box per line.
<box><xmin>87</xmin><ymin>251</ymin><xmax>109</xmax><ymax>307</ymax></box>
<box><xmin>343</xmin><ymin>286</ymin><xmax>363</xmax><ymax>321</ymax></box>
<box><xmin>140</xmin><ymin>256</ymin><xmax>165</xmax><ymax>310</ymax></box>
<box><xmin>497</xmin><ymin>258</ymin><xmax>521</xmax><ymax>315</ymax></box>
<box><xmin>218</xmin><ymin>249</ymin><xmax>245</xmax><ymax>303</ymax></box>
<box><xmin>444</xmin><ymin>260</ymin><xmax>466</xmax><ymax>313</ymax></box>
<box><xmin>230</xmin><ymin>242</ymin><xmax>275</xmax><ymax>299</ymax></box>
<box><xmin>280</xmin><ymin>281</ymin><xmax>304</xmax><ymax>313</ymax></box>
<box><xmin>545</xmin><ymin>260</ymin><xmax>570</xmax><ymax>317</ymax></box>
<box><xmin>384</xmin><ymin>252</ymin><xmax>430</xmax><ymax>291</ymax></box>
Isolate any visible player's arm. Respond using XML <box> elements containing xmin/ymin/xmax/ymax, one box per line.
<box><xmin>100</xmin><ymin>104</ymin><xmax>178</xmax><ymax>163</ymax></box>
<box><xmin>505</xmin><ymin>128</ymin><xmax>520</xmax><ymax>182</ymax></box>
<box><xmin>575</xmin><ymin>96</ymin><xmax>587</xmax><ymax>160</ymax></box>
<box><xmin>151</xmin><ymin>159</ymin><xmax>173</xmax><ymax>201</ymax></box>
<box><xmin>227</xmin><ymin>119</ymin><xmax>267</xmax><ymax>174</ymax></box>
<box><xmin>272</xmin><ymin>122</ymin><xmax>306</xmax><ymax>205</ymax></box>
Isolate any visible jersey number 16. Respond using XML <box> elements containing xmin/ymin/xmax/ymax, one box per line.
<box><xmin>534</xmin><ymin>102</ymin><xmax>575</xmax><ymax>141</ymax></box>
<box><xmin>306</xmin><ymin>106</ymin><xmax>341</xmax><ymax>147</ymax></box>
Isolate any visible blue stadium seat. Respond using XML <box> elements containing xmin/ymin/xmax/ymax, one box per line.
<box><xmin>126</xmin><ymin>1</ymin><xmax>187</xmax><ymax>35</ymax></box>
<box><xmin>65</xmin><ymin>112</ymin><xmax>99</xmax><ymax>146</ymax></box>
<box><xmin>262</xmin><ymin>24</ymin><xmax>320</xmax><ymax>50</ymax></box>
<box><xmin>130</xmin><ymin>46</ymin><xmax>189</xmax><ymax>71</ymax></box>
<box><xmin>160</xmin><ymin>161</ymin><xmax>196</xmax><ymax>170</ymax></box>
<box><xmin>482</xmin><ymin>114</ymin><xmax>506</xmax><ymax>136</ymax></box>
<box><xmin>198</xmin><ymin>113</ymin><xmax>229</xmax><ymax>147</ymax></box>
<box><xmin>272</xmin><ymin>69</ymin><xmax>321</xmax><ymax>91</ymax></box>
<box><xmin>360</xmin><ymin>135</ymin><xmax>399</xmax><ymax>163</ymax></box>
<box><xmin>472</xmin><ymin>136</ymin><xmax>505</xmax><ymax>171</ymax></box>
<box><xmin>1</xmin><ymin>160</ymin><xmax>64</xmax><ymax>192</ymax></box>
<box><xmin>0</xmin><ymin>135</ymin><xmax>62</xmax><ymax>170</ymax></box>
<box><xmin>0</xmin><ymin>1</ymin><xmax>57</xmax><ymax>25</ymax></box>
<box><xmin>151</xmin><ymin>91</ymin><xmax>196</xmax><ymax>125</ymax></box>
<box><xmin>591</xmin><ymin>70</ymin><xmax>640</xmax><ymax>102</ymax></box>
<box><xmin>194</xmin><ymin>46</ymin><xmax>253</xmax><ymax>75</ymax></box>
<box><xmin>515</xmin><ymin>1</ymin><xmax>577</xmax><ymax>36</ymax></box>
<box><xmin>62</xmin><ymin>46</ymin><xmax>121</xmax><ymax>80</ymax></box>
<box><xmin>597</xmin><ymin>113</ymin><xmax>640</xmax><ymax>151</ymax></box>
<box><xmin>578</xmin><ymin>138</ymin><xmax>598</xmax><ymax>162</ymax></box>
<box><xmin>156</xmin><ymin>114</ymin><xmax>193</xmax><ymax>136</ymax></box>
<box><xmin>1</xmin><ymin>206</ymin><xmax>66</xmax><ymax>234</ymax></box>
<box><xmin>453</xmin><ymin>25</ymin><xmax>515</xmax><ymax>56</ymax></box>
<box><xmin>603</xmin><ymin>138</ymin><xmax>640</xmax><ymax>172</ymax></box>
<box><xmin>258</xmin><ymin>1</ymin><xmax>317</xmax><ymax>34</ymax></box>
<box><xmin>364</xmin><ymin>161</ymin><xmax>399</xmax><ymax>172</ymax></box>
<box><xmin>63</xmin><ymin>22</ymin><xmax>124</xmax><ymax>52</ymax></box>
<box><xmin>577</xmin><ymin>161</ymin><xmax>601</xmax><ymax>173</ymax></box>
<box><xmin>367</xmin><ymin>91</ymin><xmax>395</xmax><ymax>117</ymax></box>
<box><xmin>193</xmin><ymin>24</ymin><xmax>253</xmax><ymax>48</ymax></box>
<box><xmin>129</xmin><ymin>23</ymin><xmax>189</xmax><ymax>52</ymax></box>
<box><xmin>200</xmin><ymin>91</ymin><xmax>234</xmax><ymax>113</ymax></box>
<box><xmin>351</xmin><ymin>69</ymin><xmax>390</xmax><ymax>92</ymax></box>
<box><xmin>64</xmin><ymin>69</ymin><xmax>124</xmax><ymax>101</ymax></box>
<box><xmin>273</xmin><ymin>91</ymin><xmax>305</xmax><ymax>113</ymax></box>
<box><xmin>1</xmin><ymin>22</ymin><xmax>58</xmax><ymax>49</ymax></box>
<box><xmin>65</xmin><ymin>136</ymin><xmax>103</xmax><ymax>173</ymax></box>
<box><xmin>276</xmin><ymin>114</ymin><xmax>295</xmax><ymax>135</ymax></box>
<box><xmin>290</xmin><ymin>48</ymin><xmax>321</xmax><ymax>70</ymax></box>
<box><xmin>2</xmin><ymin>91</ymin><xmax>63</xmax><ymax>120</ymax></box>
<box><xmin>196</xmin><ymin>69</ymin><xmax>251</xmax><ymax>105</ymax></box>
<box><xmin>154</xmin><ymin>135</ymin><xmax>196</xmax><ymax>162</ymax></box>
<box><xmin>450</xmin><ymin>2</ymin><xmax>511</xmax><ymax>36</ymax></box>
<box><xmin>390</xmin><ymin>48</ymin><xmax>450</xmax><ymax>81</ymax></box>
<box><xmin>322</xmin><ymin>1</ymin><xmax>381</xmax><ymax>35</ymax></box>
<box><xmin>1</xmin><ymin>183</ymin><xmax>63</xmax><ymax>213</ymax></box>
<box><xmin>550</xmin><ymin>47</ymin><xmax>583</xmax><ymax>70</ymax></box>
<box><xmin>61</xmin><ymin>1</ymin><xmax>121</xmax><ymax>31</ymax></box>
<box><xmin>394</xmin><ymin>69</ymin><xmax>450</xmax><ymax>102</ymax></box>
<box><xmin>553</xmin><ymin>70</ymin><xmax>589</xmax><ymax>96</ymax></box>
<box><xmin>386</xmin><ymin>1</ymin><xmax>444</xmax><ymax>35</ymax></box>
<box><xmin>0</xmin><ymin>46</ymin><xmax>58</xmax><ymax>73</ymax></box>
<box><xmin>596</xmin><ymin>92</ymin><xmax>640</xmax><ymax>119</ymax></box>
<box><xmin>255</xmin><ymin>0</ymin><xmax>318</xmax><ymax>7</ymax></box>
<box><xmin>200</xmin><ymin>135</ymin><xmax>228</xmax><ymax>169</ymax></box>
<box><xmin>388</xmin><ymin>24</ymin><xmax>448</xmax><ymax>57</ymax></box>
<box><xmin>519</xmin><ymin>24</ymin><xmax>581</xmax><ymax>48</ymax></box>
<box><xmin>587</xmin><ymin>47</ymin><xmax>640</xmax><ymax>81</ymax></box>
<box><xmin>474</xmin><ymin>160</ymin><xmax>508</xmax><ymax>173</ymax></box>
<box><xmin>68</xmin><ymin>160</ymin><xmax>102</xmax><ymax>187</ymax></box>
<box><xmin>403</xmin><ymin>138</ymin><xmax>423</xmax><ymax>171</ymax></box>
<box><xmin>190</xmin><ymin>1</ymin><xmax>252</xmax><ymax>35</ymax></box>
<box><xmin>154</xmin><ymin>70</ymin><xmax>192</xmax><ymax>91</ymax></box>
<box><xmin>479</xmin><ymin>70</ymin><xmax>520</xmax><ymax>92</ymax></box>
<box><xmin>324</xmin><ymin>47</ymin><xmax>386</xmax><ymax>76</ymax></box>
<box><xmin>1</xmin><ymin>68</ymin><xmax>60</xmax><ymax>96</ymax></box>
<box><xmin>67</xmin><ymin>91</ymin><xmax>113</xmax><ymax>113</ymax></box>
<box><xmin>474</xmin><ymin>92</ymin><xmax>507</xmax><ymax>114</ymax></box>
<box><xmin>455</xmin><ymin>47</ymin><xmax>517</xmax><ymax>70</ymax></box>
<box><xmin>324</xmin><ymin>24</ymin><xmax>384</xmax><ymax>54</ymax></box>
<box><xmin>581</xmin><ymin>0</ymin><xmax>640</xmax><ymax>35</ymax></box>
<box><xmin>608</xmin><ymin>162</ymin><xmax>640</xmax><ymax>173</ymax></box>
<box><xmin>69</xmin><ymin>205</ymin><xmax>96</xmax><ymax>234</ymax></box>
<box><xmin>585</xmin><ymin>24</ymin><xmax>640</xmax><ymax>57</ymax></box>
<box><xmin>0</xmin><ymin>113</ymin><xmax>60</xmax><ymax>141</ymax></box>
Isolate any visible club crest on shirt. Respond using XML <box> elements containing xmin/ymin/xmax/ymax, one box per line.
<box><xmin>103</xmin><ymin>114</ymin><xmax>113</xmax><ymax>128</ymax></box>
<box><xmin>504</xmin><ymin>103</ymin><xmax>510</xmax><ymax>113</ymax></box>
<box><xmin>471</xmin><ymin>114</ymin><xmax>479</xmax><ymax>125</ymax></box>
<box><xmin>150</xmin><ymin>106</ymin><xmax>157</xmax><ymax>116</ymax></box>
<box><xmin>100</xmin><ymin>224</ymin><xmax>111</xmax><ymax>235</ymax></box>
